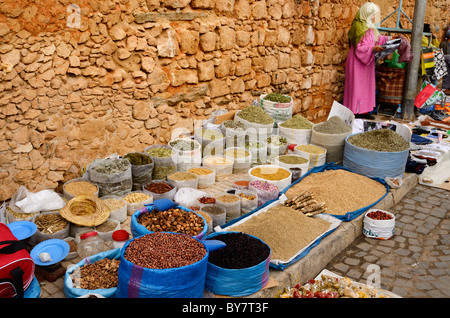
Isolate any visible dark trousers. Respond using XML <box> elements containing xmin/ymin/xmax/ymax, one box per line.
<box><xmin>443</xmin><ymin>55</ymin><xmax>450</xmax><ymax>90</ymax></box>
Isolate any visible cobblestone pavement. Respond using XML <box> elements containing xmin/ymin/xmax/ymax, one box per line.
<box><xmin>325</xmin><ymin>184</ymin><xmax>450</xmax><ymax>298</ymax></box>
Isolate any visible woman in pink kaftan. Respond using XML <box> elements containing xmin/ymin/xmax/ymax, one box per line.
<box><xmin>343</xmin><ymin>2</ymin><xmax>391</xmax><ymax>118</ymax></box>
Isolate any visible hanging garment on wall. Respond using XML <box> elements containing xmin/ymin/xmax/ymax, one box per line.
<box><xmin>434</xmin><ymin>49</ymin><xmax>448</xmax><ymax>80</ymax></box>
<box><xmin>397</xmin><ymin>35</ymin><xmax>413</xmax><ymax>63</ymax></box>
<box><xmin>421</xmin><ymin>47</ymin><xmax>435</xmax><ymax>77</ymax></box>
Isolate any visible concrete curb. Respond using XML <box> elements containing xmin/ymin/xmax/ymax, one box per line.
<box><xmin>246</xmin><ymin>173</ymin><xmax>418</xmax><ymax>298</ymax></box>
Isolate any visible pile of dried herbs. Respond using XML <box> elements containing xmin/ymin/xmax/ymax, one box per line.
<box><xmin>280</xmin><ymin>114</ymin><xmax>312</xmax><ymax>129</ymax></box>
<box><xmin>124</xmin><ymin>152</ymin><xmax>153</xmax><ymax>165</ymax></box>
<box><xmin>314</xmin><ymin>116</ymin><xmax>352</xmax><ymax>134</ymax></box>
<box><xmin>223</xmin><ymin>120</ymin><xmax>245</xmax><ymax>130</ymax></box>
<box><xmin>92</xmin><ymin>158</ymin><xmax>130</xmax><ymax>174</ymax></box>
<box><xmin>237</xmin><ymin>106</ymin><xmax>274</xmax><ymax>125</ymax></box>
<box><xmin>169</xmin><ymin>139</ymin><xmax>199</xmax><ymax>151</ymax></box>
<box><xmin>348</xmin><ymin>129</ymin><xmax>409</xmax><ymax>152</ymax></box>
<box><xmin>146</xmin><ymin>147</ymin><xmax>175</xmax><ymax>158</ymax></box>
<box><xmin>264</xmin><ymin>93</ymin><xmax>292</xmax><ymax>103</ymax></box>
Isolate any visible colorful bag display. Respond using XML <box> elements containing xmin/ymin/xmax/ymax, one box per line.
<box><xmin>415</xmin><ymin>81</ymin><xmax>446</xmax><ymax>109</ymax></box>
<box><xmin>433</xmin><ymin>49</ymin><xmax>448</xmax><ymax>80</ymax></box>
<box><xmin>0</xmin><ymin>223</ymin><xmax>35</xmax><ymax>298</ymax></box>
<box><xmin>421</xmin><ymin>47</ymin><xmax>435</xmax><ymax>77</ymax></box>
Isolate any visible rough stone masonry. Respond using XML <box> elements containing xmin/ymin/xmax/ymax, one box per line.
<box><xmin>0</xmin><ymin>0</ymin><xmax>448</xmax><ymax>200</ymax></box>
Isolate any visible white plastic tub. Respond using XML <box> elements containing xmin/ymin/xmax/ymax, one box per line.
<box><xmin>188</xmin><ymin>167</ymin><xmax>216</xmax><ymax>189</ymax></box>
<box><xmin>142</xmin><ymin>180</ymin><xmax>178</xmax><ymax>201</ymax></box>
<box><xmin>101</xmin><ymin>195</ymin><xmax>127</xmax><ymax>223</ymax></box>
<box><xmin>95</xmin><ymin>219</ymin><xmax>121</xmax><ymax>241</ymax></box>
<box><xmin>224</xmin><ymin>147</ymin><xmax>252</xmax><ymax>173</ymax></box>
<box><xmin>202</xmin><ymin>155</ymin><xmax>234</xmax><ymax>176</ymax></box>
<box><xmin>248</xmin><ymin>164</ymin><xmax>292</xmax><ymax>191</ymax></box>
<box><xmin>167</xmin><ymin>171</ymin><xmax>199</xmax><ymax>189</ymax></box>
<box><xmin>294</xmin><ymin>144</ymin><xmax>327</xmax><ymax>170</ymax></box>
<box><xmin>236</xmin><ymin>189</ymin><xmax>258</xmax><ymax>214</ymax></box>
<box><xmin>274</xmin><ymin>155</ymin><xmax>310</xmax><ymax>177</ymax></box>
<box><xmin>215</xmin><ymin>193</ymin><xmax>241</xmax><ymax>222</ymax></box>
<box><xmin>123</xmin><ymin>191</ymin><xmax>153</xmax><ymax>216</ymax></box>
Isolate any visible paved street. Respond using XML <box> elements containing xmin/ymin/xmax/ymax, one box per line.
<box><xmin>325</xmin><ymin>184</ymin><xmax>450</xmax><ymax>298</ymax></box>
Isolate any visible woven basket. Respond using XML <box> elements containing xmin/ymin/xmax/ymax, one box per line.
<box><xmin>60</xmin><ymin>194</ymin><xmax>111</xmax><ymax>227</ymax></box>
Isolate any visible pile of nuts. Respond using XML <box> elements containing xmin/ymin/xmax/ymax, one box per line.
<box><xmin>124</xmin><ymin>232</ymin><xmax>206</xmax><ymax>269</ymax></box>
<box><xmin>137</xmin><ymin>208</ymin><xmax>204</xmax><ymax>236</ymax></box>
<box><xmin>71</xmin><ymin>258</ymin><xmax>120</xmax><ymax>290</ymax></box>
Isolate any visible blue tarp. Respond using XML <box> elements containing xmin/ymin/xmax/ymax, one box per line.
<box><xmin>63</xmin><ymin>248</ymin><xmax>122</xmax><ymax>298</ymax></box>
<box><xmin>280</xmin><ymin>163</ymin><xmax>390</xmax><ymax>222</ymax></box>
<box><xmin>116</xmin><ymin>233</ymin><xmax>208</xmax><ymax>298</ymax></box>
<box><xmin>217</xmin><ymin>162</ymin><xmax>390</xmax><ymax>270</ymax></box>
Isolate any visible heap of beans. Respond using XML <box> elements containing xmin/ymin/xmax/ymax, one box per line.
<box><xmin>207</xmin><ymin>232</ymin><xmax>270</xmax><ymax>269</ymax></box>
<box><xmin>124</xmin><ymin>233</ymin><xmax>206</xmax><ymax>269</ymax></box>
<box><xmin>137</xmin><ymin>208</ymin><xmax>204</xmax><ymax>236</ymax></box>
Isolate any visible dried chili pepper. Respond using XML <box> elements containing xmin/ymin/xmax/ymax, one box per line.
<box><xmin>367</xmin><ymin>210</ymin><xmax>393</xmax><ymax>220</ymax></box>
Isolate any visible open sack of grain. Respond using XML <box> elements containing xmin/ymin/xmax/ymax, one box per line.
<box><xmin>219</xmin><ymin>200</ymin><xmax>340</xmax><ymax>270</ymax></box>
<box><xmin>282</xmin><ymin>164</ymin><xmax>389</xmax><ymax>221</ymax></box>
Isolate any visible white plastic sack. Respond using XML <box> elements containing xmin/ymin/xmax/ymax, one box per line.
<box><xmin>11</xmin><ymin>186</ymin><xmax>66</xmax><ymax>213</ymax></box>
<box><xmin>419</xmin><ymin>144</ymin><xmax>450</xmax><ymax>187</ymax></box>
<box><xmin>174</xmin><ymin>188</ymin><xmax>208</xmax><ymax>207</ymax></box>
<box><xmin>363</xmin><ymin>210</ymin><xmax>395</xmax><ymax>240</ymax></box>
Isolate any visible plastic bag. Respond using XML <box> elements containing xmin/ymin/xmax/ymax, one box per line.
<box><xmin>363</xmin><ymin>209</ymin><xmax>395</xmax><ymax>240</ymax></box>
<box><xmin>88</xmin><ymin>158</ymin><xmax>133</xmax><ymax>197</ymax></box>
<box><xmin>124</xmin><ymin>152</ymin><xmax>154</xmax><ymax>191</ymax></box>
<box><xmin>10</xmin><ymin>186</ymin><xmax>66</xmax><ymax>213</ymax></box>
<box><xmin>260</xmin><ymin>94</ymin><xmax>293</xmax><ymax>123</ymax></box>
<box><xmin>384</xmin><ymin>51</ymin><xmax>407</xmax><ymax>69</ymax></box>
<box><xmin>144</xmin><ymin>145</ymin><xmax>177</xmax><ymax>180</ymax></box>
<box><xmin>174</xmin><ymin>187</ymin><xmax>208</xmax><ymax>207</ymax></box>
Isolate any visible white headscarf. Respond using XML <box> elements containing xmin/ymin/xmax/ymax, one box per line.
<box><xmin>358</xmin><ymin>2</ymin><xmax>381</xmax><ymax>42</ymax></box>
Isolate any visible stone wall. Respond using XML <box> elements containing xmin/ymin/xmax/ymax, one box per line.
<box><xmin>0</xmin><ymin>0</ymin><xmax>448</xmax><ymax>200</ymax></box>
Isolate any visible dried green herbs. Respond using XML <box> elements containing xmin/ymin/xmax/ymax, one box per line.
<box><xmin>277</xmin><ymin>155</ymin><xmax>308</xmax><ymax>165</ymax></box>
<box><xmin>280</xmin><ymin>114</ymin><xmax>312</xmax><ymax>129</ymax></box>
<box><xmin>223</xmin><ymin>120</ymin><xmax>245</xmax><ymax>130</ymax></box>
<box><xmin>348</xmin><ymin>129</ymin><xmax>409</xmax><ymax>152</ymax></box>
<box><xmin>124</xmin><ymin>152</ymin><xmax>153</xmax><ymax>165</ymax></box>
<box><xmin>267</xmin><ymin>136</ymin><xmax>287</xmax><ymax>146</ymax></box>
<box><xmin>169</xmin><ymin>139</ymin><xmax>199</xmax><ymax>151</ymax></box>
<box><xmin>314</xmin><ymin>116</ymin><xmax>352</xmax><ymax>134</ymax></box>
<box><xmin>92</xmin><ymin>158</ymin><xmax>130</xmax><ymax>174</ymax></box>
<box><xmin>264</xmin><ymin>93</ymin><xmax>292</xmax><ymax>103</ymax></box>
<box><xmin>146</xmin><ymin>147</ymin><xmax>175</xmax><ymax>157</ymax></box>
<box><xmin>201</xmin><ymin>129</ymin><xmax>224</xmax><ymax>140</ymax></box>
<box><xmin>237</xmin><ymin>106</ymin><xmax>274</xmax><ymax>125</ymax></box>
<box><xmin>244</xmin><ymin>141</ymin><xmax>264</xmax><ymax>149</ymax></box>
